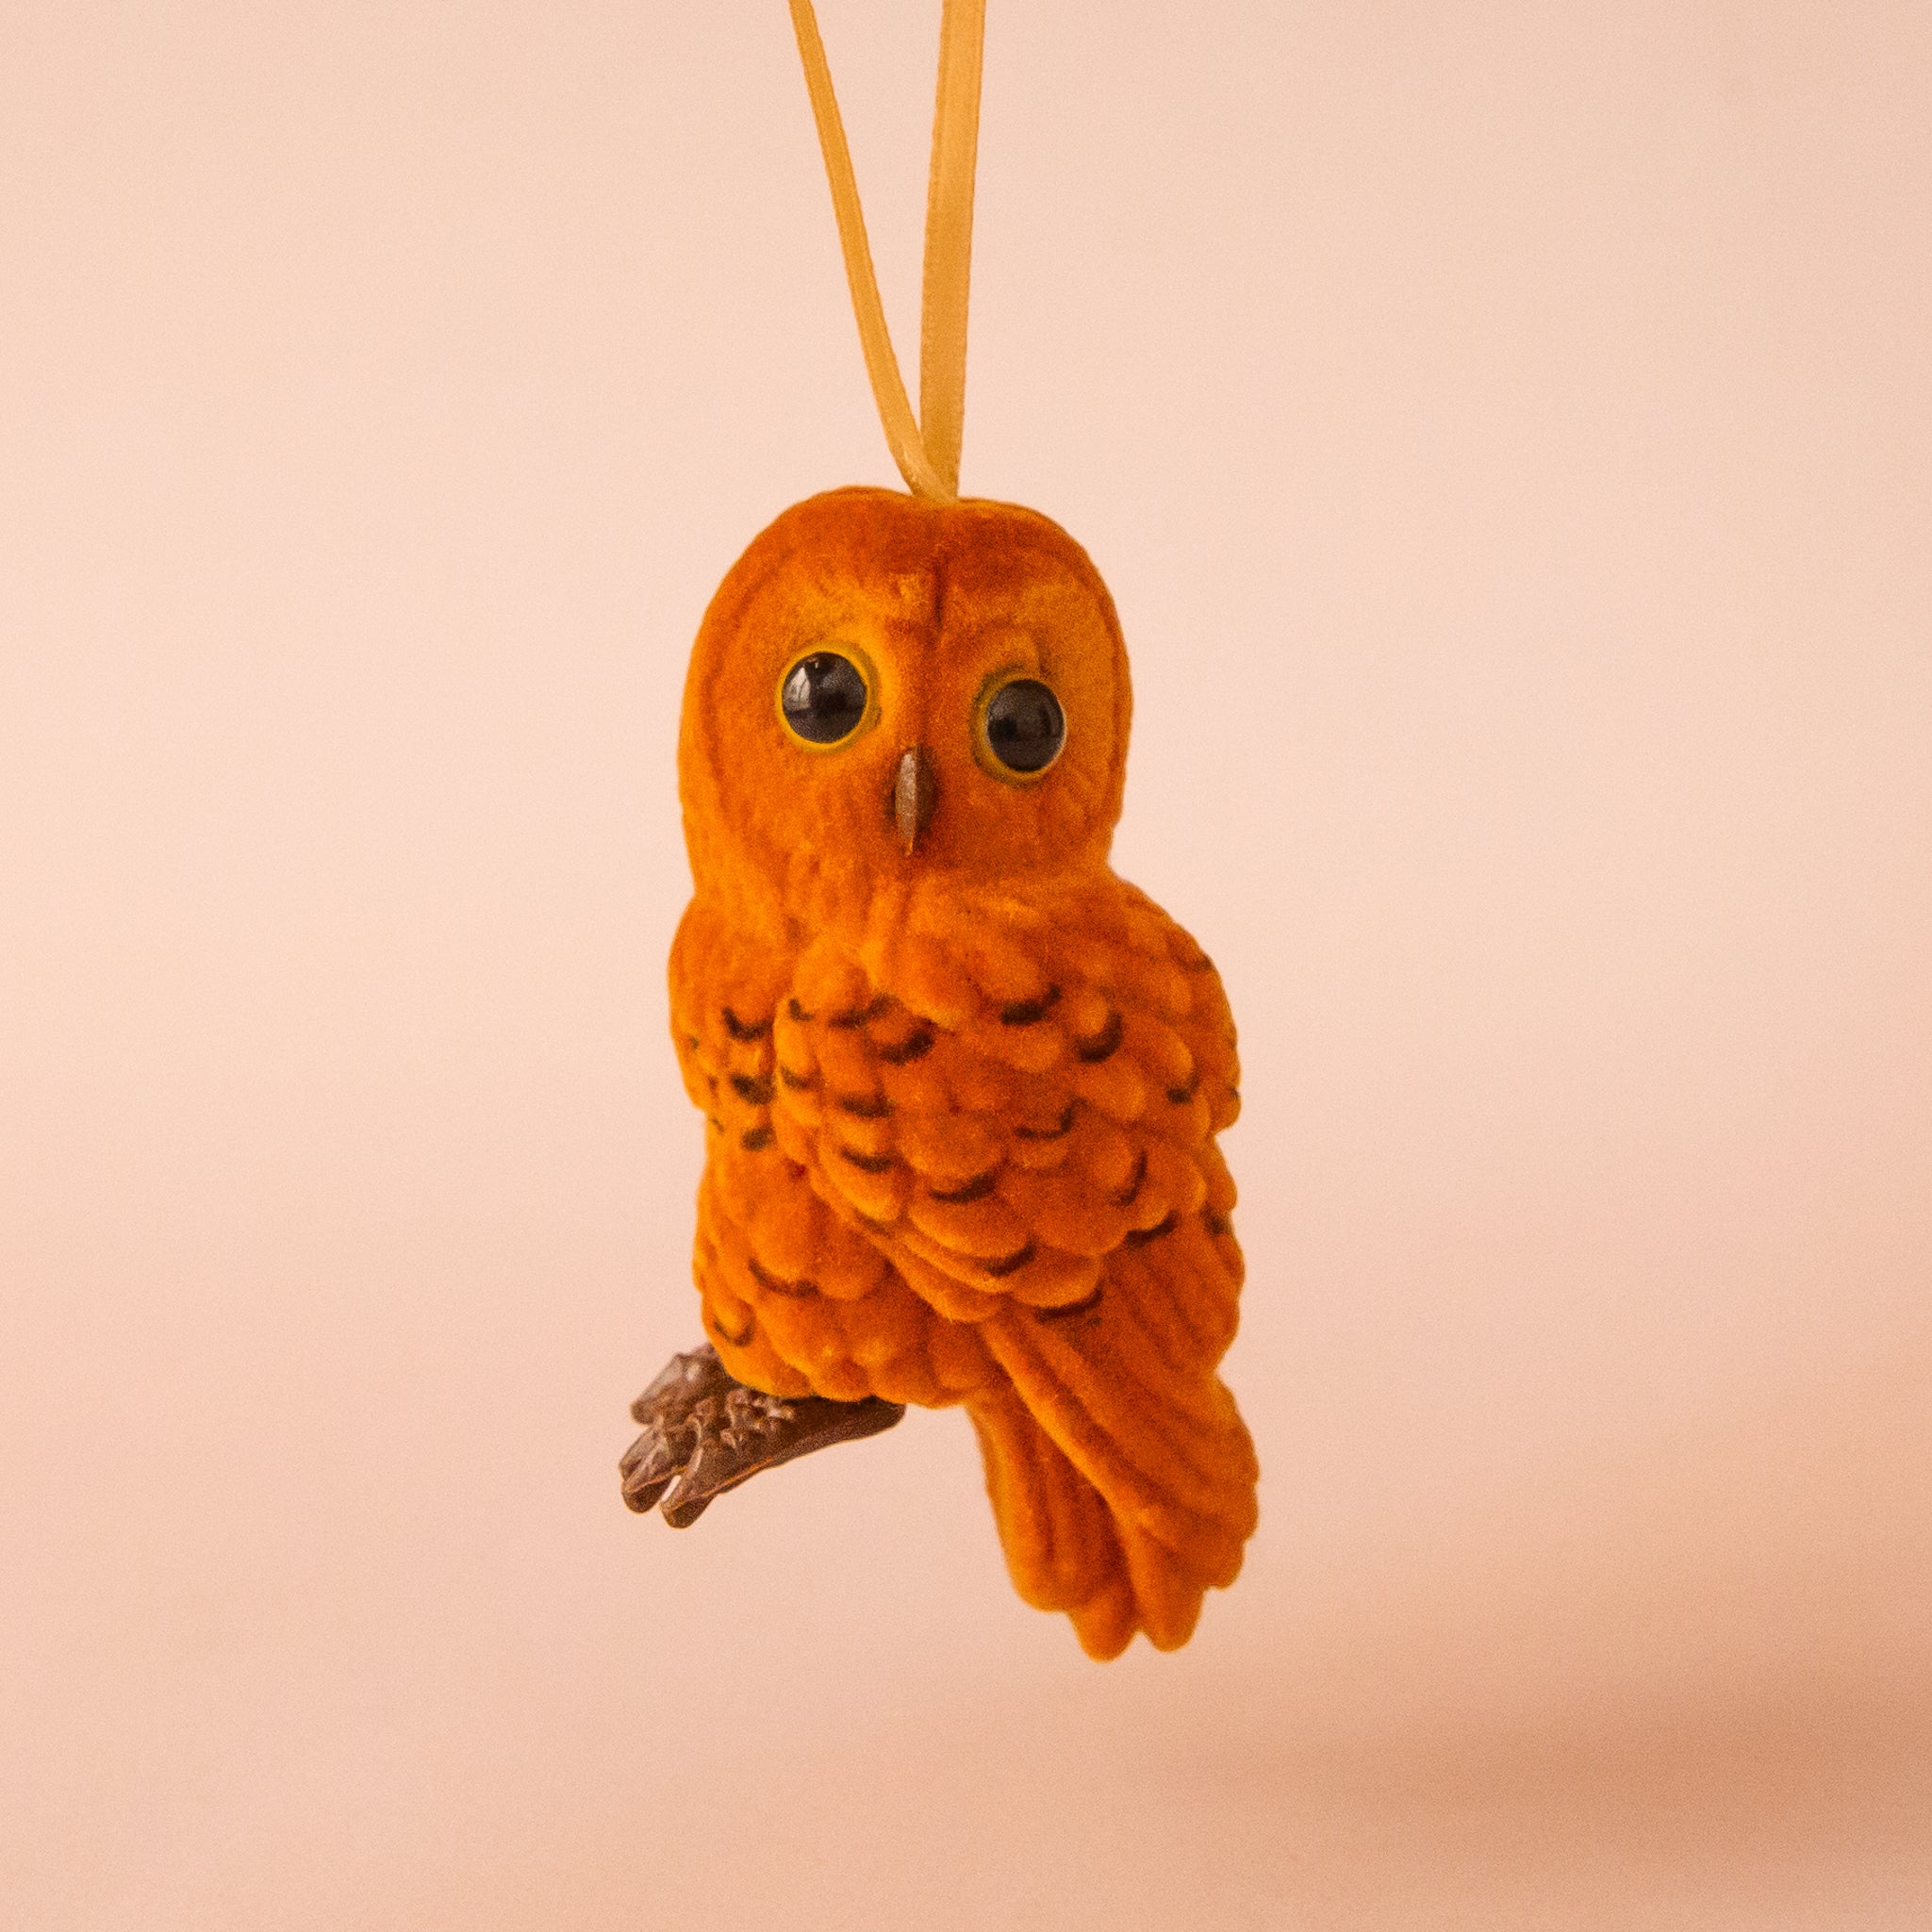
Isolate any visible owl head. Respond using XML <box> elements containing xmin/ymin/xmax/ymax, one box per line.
<box><xmin>678</xmin><ymin>487</ymin><xmax>1132</xmax><ymax>933</ymax></box>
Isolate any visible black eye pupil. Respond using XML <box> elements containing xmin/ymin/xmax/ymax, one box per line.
<box><xmin>781</xmin><ymin>652</ymin><xmax>868</xmax><ymax>744</ymax></box>
<box><xmin>984</xmin><ymin>679</ymin><xmax>1065</xmax><ymax>773</ymax></box>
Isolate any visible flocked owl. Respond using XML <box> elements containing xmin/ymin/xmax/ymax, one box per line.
<box><xmin>620</xmin><ymin>0</ymin><xmax>1256</xmax><ymax>1659</ymax></box>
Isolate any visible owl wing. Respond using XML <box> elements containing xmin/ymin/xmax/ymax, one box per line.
<box><xmin>668</xmin><ymin>898</ymin><xmax>997</xmax><ymax>1410</ymax></box>
<box><xmin>764</xmin><ymin>873</ymin><xmax>1242</xmax><ymax>1332</ymax></box>
<box><xmin>768</xmin><ymin>873</ymin><xmax>1255</xmax><ymax>1647</ymax></box>
<box><xmin>673</xmin><ymin>881</ymin><xmax>1254</xmax><ymax>1647</ymax></box>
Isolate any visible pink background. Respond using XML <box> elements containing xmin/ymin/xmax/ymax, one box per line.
<box><xmin>3</xmin><ymin>2</ymin><xmax>1927</xmax><ymax>1924</ymax></box>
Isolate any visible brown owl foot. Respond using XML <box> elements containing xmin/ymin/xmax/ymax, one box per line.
<box><xmin>619</xmin><ymin>1344</ymin><xmax>905</xmax><ymax>1527</ymax></box>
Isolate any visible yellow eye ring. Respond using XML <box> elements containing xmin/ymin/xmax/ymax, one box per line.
<box><xmin>972</xmin><ymin>670</ymin><xmax>1065</xmax><ymax>784</ymax></box>
<box><xmin>776</xmin><ymin>644</ymin><xmax>881</xmax><ymax>751</ymax></box>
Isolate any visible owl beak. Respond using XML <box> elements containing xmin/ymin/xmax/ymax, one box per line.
<box><xmin>892</xmin><ymin>747</ymin><xmax>940</xmax><ymax>854</ymax></box>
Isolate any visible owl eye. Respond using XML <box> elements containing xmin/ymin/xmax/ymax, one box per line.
<box><xmin>983</xmin><ymin>678</ymin><xmax>1065</xmax><ymax>774</ymax></box>
<box><xmin>780</xmin><ymin>652</ymin><xmax>869</xmax><ymax>745</ymax></box>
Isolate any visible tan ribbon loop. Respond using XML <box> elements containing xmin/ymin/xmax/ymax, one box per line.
<box><xmin>787</xmin><ymin>0</ymin><xmax>987</xmax><ymax>504</ymax></box>
<box><xmin>919</xmin><ymin>0</ymin><xmax>986</xmax><ymax>498</ymax></box>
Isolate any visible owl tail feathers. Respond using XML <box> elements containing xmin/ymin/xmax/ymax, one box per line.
<box><xmin>966</xmin><ymin>1363</ymin><xmax>1255</xmax><ymax>1660</ymax></box>
<box><xmin>967</xmin><ymin>1386</ymin><xmax>1140</xmax><ymax>1660</ymax></box>
<box><xmin>974</xmin><ymin>1310</ymin><xmax>1260</xmax><ymax>1659</ymax></box>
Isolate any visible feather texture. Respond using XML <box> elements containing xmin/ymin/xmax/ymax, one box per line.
<box><xmin>668</xmin><ymin>486</ymin><xmax>1256</xmax><ymax>1656</ymax></box>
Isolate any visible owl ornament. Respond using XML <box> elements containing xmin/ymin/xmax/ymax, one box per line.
<box><xmin>619</xmin><ymin>0</ymin><xmax>1257</xmax><ymax>1659</ymax></box>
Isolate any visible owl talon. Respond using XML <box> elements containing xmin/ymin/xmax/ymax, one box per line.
<box><xmin>620</xmin><ymin>1342</ymin><xmax>905</xmax><ymax>1527</ymax></box>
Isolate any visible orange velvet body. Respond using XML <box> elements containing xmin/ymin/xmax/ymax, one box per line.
<box><xmin>670</xmin><ymin>487</ymin><xmax>1257</xmax><ymax>1656</ymax></box>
